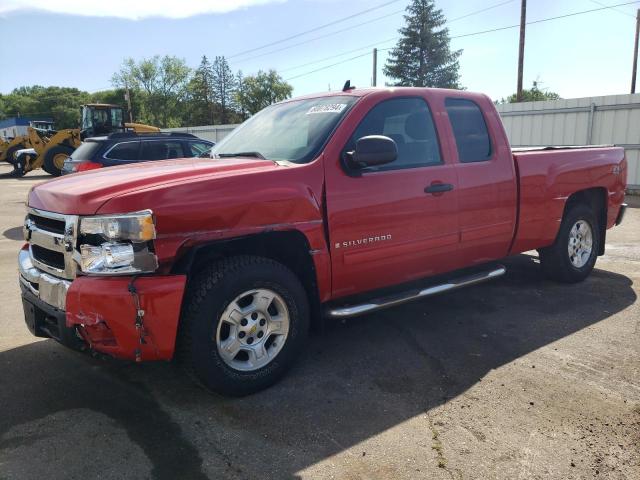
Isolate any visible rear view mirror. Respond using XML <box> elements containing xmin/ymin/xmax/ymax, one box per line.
<box><xmin>346</xmin><ymin>135</ymin><xmax>397</xmax><ymax>169</ymax></box>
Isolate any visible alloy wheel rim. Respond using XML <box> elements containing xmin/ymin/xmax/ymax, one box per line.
<box><xmin>567</xmin><ymin>220</ymin><xmax>593</xmax><ymax>268</ymax></box>
<box><xmin>215</xmin><ymin>288</ymin><xmax>290</xmax><ymax>372</ymax></box>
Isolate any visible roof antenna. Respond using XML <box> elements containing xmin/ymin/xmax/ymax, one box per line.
<box><xmin>342</xmin><ymin>80</ymin><xmax>355</xmax><ymax>92</ymax></box>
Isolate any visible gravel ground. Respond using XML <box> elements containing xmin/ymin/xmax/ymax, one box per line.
<box><xmin>0</xmin><ymin>166</ymin><xmax>638</xmax><ymax>480</ymax></box>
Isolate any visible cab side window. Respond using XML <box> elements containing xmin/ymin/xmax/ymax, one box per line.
<box><xmin>445</xmin><ymin>98</ymin><xmax>492</xmax><ymax>163</ymax></box>
<box><xmin>345</xmin><ymin>97</ymin><xmax>441</xmax><ymax>172</ymax></box>
<box><xmin>140</xmin><ymin>141</ymin><xmax>185</xmax><ymax>160</ymax></box>
<box><xmin>105</xmin><ymin>141</ymin><xmax>140</xmax><ymax>161</ymax></box>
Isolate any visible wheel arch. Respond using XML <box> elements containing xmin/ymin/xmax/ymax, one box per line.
<box><xmin>562</xmin><ymin>187</ymin><xmax>607</xmax><ymax>256</ymax></box>
<box><xmin>172</xmin><ymin>230</ymin><xmax>323</xmax><ymax>326</ymax></box>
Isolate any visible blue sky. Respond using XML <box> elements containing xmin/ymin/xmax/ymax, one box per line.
<box><xmin>1</xmin><ymin>0</ymin><xmax>639</xmax><ymax>102</ymax></box>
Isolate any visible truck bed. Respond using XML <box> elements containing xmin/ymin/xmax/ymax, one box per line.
<box><xmin>511</xmin><ymin>144</ymin><xmax>615</xmax><ymax>153</ymax></box>
<box><xmin>510</xmin><ymin>146</ymin><xmax>626</xmax><ymax>254</ymax></box>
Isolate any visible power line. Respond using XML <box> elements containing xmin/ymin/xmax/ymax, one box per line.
<box><xmin>285</xmin><ymin>52</ymin><xmax>373</xmax><ymax>81</ymax></box>
<box><xmin>232</xmin><ymin>9</ymin><xmax>405</xmax><ymax>65</ymax></box>
<box><xmin>268</xmin><ymin>0</ymin><xmax>515</xmax><ymax>74</ymax></box>
<box><xmin>283</xmin><ymin>0</ymin><xmax>640</xmax><ymax>81</ymax></box>
<box><xmin>228</xmin><ymin>0</ymin><xmax>404</xmax><ymax>59</ymax></box>
<box><xmin>446</xmin><ymin>0</ymin><xmax>515</xmax><ymax>24</ymax></box>
<box><xmin>588</xmin><ymin>0</ymin><xmax>636</xmax><ymax>18</ymax></box>
<box><xmin>234</xmin><ymin>0</ymin><xmax>515</xmax><ymax>66</ymax></box>
<box><xmin>280</xmin><ymin>38</ymin><xmax>397</xmax><ymax>73</ymax></box>
<box><xmin>449</xmin><ymin>0</ymin><xmax>640</xmax><ymax>40</ymax></box>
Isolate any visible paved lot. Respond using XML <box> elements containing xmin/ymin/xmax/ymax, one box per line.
<box><xmin>0</xmin><ymin>165</ymin><xmax>638</xmax><ymax>480</ymax></box>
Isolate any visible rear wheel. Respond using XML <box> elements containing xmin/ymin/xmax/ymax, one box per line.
<box><xmin>539</xmin><ymin>204</ymin><xmax>600</xmax><ymax>283</ymax></box>
<box><xmin>43</xmin><ymin>145</ymin><xmax>74</xmax><ymax>176</ymax></box>
<box><xmin>178</xmin><ymin>256</ymin><xmax>310</xmax><ymax>396</ymax></box>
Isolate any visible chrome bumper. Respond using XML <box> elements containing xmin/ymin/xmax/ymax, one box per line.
<box><xmin>19</xmin><ymin>248</ymin><xmax>71</xmax><ymax>311</ymax></box>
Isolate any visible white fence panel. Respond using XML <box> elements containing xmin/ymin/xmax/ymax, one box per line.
<box><xmin>162</xmin><ymin>124</ymin><xmax>239</xmax><ymax>143</ymax></box>
<box><xmin>496</xmin><ymin>94</ymin><xmax>640</xmax><ymax>188</ymax></box>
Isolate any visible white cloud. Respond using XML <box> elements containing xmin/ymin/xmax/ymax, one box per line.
<box><xmin>0</xmin><ymin>0</ymin><xmax>285</xmax><ymax>20</ymax></box>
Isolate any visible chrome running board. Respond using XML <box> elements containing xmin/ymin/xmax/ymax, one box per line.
<box><xmin>326</xmin><ymin>265</ymin><xmax>506</xmax><ymax>318</ymax></box>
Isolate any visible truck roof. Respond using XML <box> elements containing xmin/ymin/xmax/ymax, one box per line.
<box><xmin>283</xmin><ymin>86</ymin><xmax>491</xmax><ymax>104</ymax></box>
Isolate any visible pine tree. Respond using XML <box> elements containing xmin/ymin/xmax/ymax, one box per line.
<box><xmin>234</xmin><ymin>70</ymin><xmax>248</xmax><ymax>121</ymax></box>
<box><xmin>211</xmin><ymin>56</ymin><xmax>237</xmax><ymax>124</ymax></box>
<box><xmin>383</xmin><ymin>0</ymin><xmax>462</xmax><ymax>88</ymax></box>
<box><xmin>188</xmin><ymin>55</ymin><xmax>215</xmax><ymax>125</ymax></box>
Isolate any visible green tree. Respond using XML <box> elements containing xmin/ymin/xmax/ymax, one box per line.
<box><xmin>502</xmin><ymin>81</ymin><xmax>561</xmax><ymax>103</ymax></box>
<box><xmin>188</xmin><ymin>55</ymin><xmax>216</xmax><ymax>125</ymax></box>
<box><xmin>0</xmin><ymin>86</ymin><xmax>92</xmax><ymax>128</ymax></box>
<box><xmin>235</xmin><ymin>70</ymin><xmax>292</xmax><ymax>116</ymax></box>
<box><xmin>384</xmin><ymin>0</ymin><xmax>462</xmax><ymax>88</ymax></box>
<box><xmin>211</xmin><ymin>56</ymin><xmax>236</xmax><ymax>124</ymax></box>
<box><xmin>112</xmin><ymin>55</ymin><xmax>191</xmax><ymax>127</ymax></box>
<box><xmin>235</xmin><ymin>70</ymin><xmax>248</xmax><ymax>121</ymax></box>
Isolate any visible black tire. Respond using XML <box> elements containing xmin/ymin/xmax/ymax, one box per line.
<box><xmin>43</xmin><ymin>145</ymin><xmax>74</xmax><ymax>176</ymax></box>
<box><xmin>539</xmin><ymin>204</ymin><xmax>600</xmax><ymax>283</ymax></box>
<box><xmin>178</xmin><ymin>255</ymin><xmax>310</xmax><ymax>396</ymax></box>
<box><xmin>3</xmin><ymin>144</ymin><xmax>23</xmax><ymax>164</ymax></box>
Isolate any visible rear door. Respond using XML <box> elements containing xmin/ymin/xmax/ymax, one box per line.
<box><xmin>140</xmin><ymin>140</ymin><xmax>186</xmax><ymax>161</ymax></box>
<box><xmin>444</xmin><ymin>97</ymin><xmax>517</xmax><ymax>266</ymax></box>
<box><xmin>325</xmin><ymin>95</ymin><xmax>460</xmax><ymax>298</ymax></box>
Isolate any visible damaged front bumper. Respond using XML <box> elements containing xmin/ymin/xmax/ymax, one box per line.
<box><xmin>19</xmin><ymin>247</ymin><xmax>187</xmax><ymax>361</ymax></box>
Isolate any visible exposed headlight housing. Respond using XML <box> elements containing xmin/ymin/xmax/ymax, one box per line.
<box><xmin>80</xmin><ymin>211</ymin><xmax>156</xmax><ymax>242</ymax></box>
<box><xmin>78</xmin><ymin>210</ymin><xmax>158</xmax><ymax>275</ymax></box>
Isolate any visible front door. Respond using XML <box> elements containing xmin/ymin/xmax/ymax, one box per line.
<box><xmin>325</xmin><ymin>96</ymin><xmax>460</xmax><ymax>299</ymax></box>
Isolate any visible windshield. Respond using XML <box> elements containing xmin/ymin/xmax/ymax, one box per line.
<box><xmin>211</xmin><ymin>95</ymin><xmax>358</xmax><ymax>163</ymax></box>
<box><xmin>111</xmin><ymin>107</ymin><xmax>124</xmax><ymax>128</ymax></box>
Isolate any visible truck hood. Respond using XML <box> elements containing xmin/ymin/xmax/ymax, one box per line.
<box><xmin>28</xmin><ymin>157</ymin><xmax>280</xmax><ymax>215</ymax></box>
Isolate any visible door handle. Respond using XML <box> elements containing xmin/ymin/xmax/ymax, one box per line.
<box><xmin>424</xmin><ymin>183</ymin><xmax>454</xmax><ymax>194</ymax></box>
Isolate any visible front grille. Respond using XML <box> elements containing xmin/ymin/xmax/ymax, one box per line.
<box><xmin>28</xmin><ymin>213</ymin><xmax>65</xmax><ymax>235</ymax></box>
<box><xmin>26</xmin><ymin>209</ymin><xmax>78</xmax><ymax>280</ymax></box>
<box><xmin>31</xmin><ymin>245</ymin><xmax>65</xmax><ymax>270</ymax></box>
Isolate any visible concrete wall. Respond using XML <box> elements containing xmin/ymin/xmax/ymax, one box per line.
<box><xmin>496</xmin><ymin>94</ymin><xmax>640</xmax><ymax>188</ymax></box>
<box><xmin>162</xmin><ymin>124</ymin><xmax>239</xmax><ymax>143</ymax></box>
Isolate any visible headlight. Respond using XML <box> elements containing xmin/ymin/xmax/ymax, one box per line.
<box><xmin>80</xmin><ymin>243</ymin><xmax>158</xmax><ymax>274</ymax></box>
<box><xmin>78</xmin><ymin>210</ymin><xmax>158</xmax><ymax>275</ymax></box>
<box><xmin>80</xmin><ymin>210</ymin><xmax>155</xmax><ymax>241</ymax></box>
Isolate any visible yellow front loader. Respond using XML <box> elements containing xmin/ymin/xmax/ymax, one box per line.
<box><xmin>0</xmin><ymin>135</ymin><xmax>30</xmax><ymax>164</ymax></box>
<box><xmin>10</xmin><ymin>103</ymin><xmax>159</xmax><ymax>177</ymax></box>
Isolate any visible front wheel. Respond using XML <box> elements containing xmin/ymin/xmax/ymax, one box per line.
<box><xmin>43</xmin><ymin>145</ymin><xmax>74</xmax><ymax>176</ymax></box>
<box><xmin>539</xmin><ymin>204</ymin><xmax>600</xmax><ymax>283</ymax></box>
<box><xmin>178</xmin><ymin>256</ymin><xmax>310</xmax><ymax>396</ymax></box>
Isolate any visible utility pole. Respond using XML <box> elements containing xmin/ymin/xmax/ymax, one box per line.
<box><xmin>632</xmin><ymin>9</ymin><xmax>640</xmax><ymax>94</ymax></box>
<box><xmin>124</xmin><ymin>84</ymin><xmax>133</xmax><ymax>123</ymax></box>
<box><xmin>516</xmin><ymin>0</ymin><xmax>527</xmax><ymax>102</ymax></box>
<box><xmin>372</xmin><ymin>48</ymin><xmax>378</xmax><ymax>87</ymax></box>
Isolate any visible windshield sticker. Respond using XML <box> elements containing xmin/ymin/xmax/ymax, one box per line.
<box><xmin>306</xmin><ymin>104</ymin><xmax>348</xmax><ymax>115</ymax></box>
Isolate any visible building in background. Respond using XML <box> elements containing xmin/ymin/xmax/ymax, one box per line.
<box><xmin>0</xmin><ymin>117</ymin><xmax>55</xmax><ymax>140</ymax></box>
<box><xmin>496</xmin><ymin>94</ymin><xmax>640</xmax><ymax>190</ymax></box>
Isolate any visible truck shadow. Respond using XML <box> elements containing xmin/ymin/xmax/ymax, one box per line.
<box><xmin>0</xmin><ymin>254</ymin><xmax>636</xmax><ymax>479</ymax></box>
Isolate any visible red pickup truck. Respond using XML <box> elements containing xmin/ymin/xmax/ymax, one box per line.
<box><xmin>20</xmin><ymin>86</ymin><xmax>628</xmax><ymax>395</ymax></box>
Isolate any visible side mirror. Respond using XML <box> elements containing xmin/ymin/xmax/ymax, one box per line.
<box><xmin>346</xmin><ymin>135</ymin><xmax>397</xmax><ymax>169</ymax></box>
